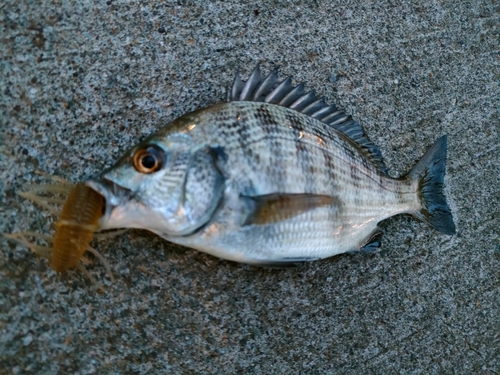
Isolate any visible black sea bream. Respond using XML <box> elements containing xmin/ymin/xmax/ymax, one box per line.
<box><xmin>87</xmin><ymin>66</ymin><xmax>456</xmax><ymax>266</ymax></box>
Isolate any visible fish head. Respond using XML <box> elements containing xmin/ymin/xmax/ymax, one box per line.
<box><xmin>86</xmin><ymin>113</ymin><xmax>225</xmax><ymax>237</ymax></box>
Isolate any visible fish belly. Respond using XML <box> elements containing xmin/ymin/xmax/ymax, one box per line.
<box><xmin>174</xmin><ymin>210</ymin><xmax>379</xmax><ymax>264</ymax></box>
<box><xmin>169</xmin><ymin>176</ymin><xmax>416</xmax><ymax>264</ymax></box>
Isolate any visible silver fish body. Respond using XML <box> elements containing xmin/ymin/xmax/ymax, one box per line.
<box><xmin>87</xmin><ymin>66</ymin><xmax>455</xmax><ymax>266</ymax></box>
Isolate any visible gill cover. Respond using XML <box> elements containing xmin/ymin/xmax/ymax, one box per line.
<box><xmin>179</xmin><ymin>146</ymin><xmax>225</xmax><ymax>235</ymax></box>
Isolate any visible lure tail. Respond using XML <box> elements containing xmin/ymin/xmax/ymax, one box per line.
<box><xmin>407</xmin><ymin>135</ymin><xmax>456</xmax><ymax>235</ymax></box>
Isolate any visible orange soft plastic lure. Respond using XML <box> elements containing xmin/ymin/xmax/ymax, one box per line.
<box><xmin>51</xmin><ymin>183</ymin><xmax>104</xmax><ymax>272</ymax></box>
<box><xmin>5</xmin><ymin>174</ymin><xmax>115</xmax><ymax>287</ymax></box>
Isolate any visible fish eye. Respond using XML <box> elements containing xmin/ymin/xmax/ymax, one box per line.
<box><xmin>133</xmin><ymin>145</ymin><xmax>165</xmax><ymax>174</ymax></box>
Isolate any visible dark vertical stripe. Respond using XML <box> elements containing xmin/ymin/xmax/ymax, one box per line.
<box><xmin>285</xmin><ymin>111</ymin><xmax>310</xmax><ymax>193</ymax></box>
<box><xmin>256</xmin><ymin>105</ymin><xmax>285</xmax><ymax>191</ymax></box>
<box><xmin>234</xmin><ymin>111</ymin><xmax>254</xmax><ymax>196</ymax></box>
<box><xmin>295</xmin><ymin>139</ymin><xmax>312</xmax><ymax>193</ymax></box>
<box><xmin>321</xmin><ymin>144</ymin><xmax>340</xmax><ymax>227</ymax></box>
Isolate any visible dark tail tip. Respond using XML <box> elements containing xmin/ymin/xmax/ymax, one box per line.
<box><xmin>408</xmin><ymin>135</ymin><xmax>456</xmax><ymax>235</ymax></box>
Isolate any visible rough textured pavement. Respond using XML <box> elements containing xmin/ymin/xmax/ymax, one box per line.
<box><xmin>1</xmin><ymin>1</ymin><xmax>499</xmax><ymax>374</ymax></box>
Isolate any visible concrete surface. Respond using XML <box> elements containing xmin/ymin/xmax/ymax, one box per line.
<box><xmin>1</xmin><ymin>1</ymin><xmax>499</xmax><ymax>374</ymax></box>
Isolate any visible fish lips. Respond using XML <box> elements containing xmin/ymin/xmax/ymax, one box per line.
<box><xmin>85</xmin><ymin>178</ymin><xmax>135</xmax><ymax>228</ymax></box>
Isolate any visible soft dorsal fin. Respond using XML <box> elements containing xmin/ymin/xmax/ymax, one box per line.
<box><xmin>227</xmin><ymin>65</ymin><xmax>388</xmax><ymax>174</ymax></box>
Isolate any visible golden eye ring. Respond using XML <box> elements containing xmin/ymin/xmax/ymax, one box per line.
<box><xmin>133</xmin><ymin>145</ymin><xmax>165</xmax><ymax>174</ymax></box>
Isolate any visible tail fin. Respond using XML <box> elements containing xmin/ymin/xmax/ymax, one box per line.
<box><xmin>407</xmin><ymin>135</ymin><xmax>456</xmax><ymax>235</ymax></box>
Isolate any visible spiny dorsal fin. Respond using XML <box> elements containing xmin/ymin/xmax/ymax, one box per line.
<box><xmin>227</xmin><ymin>65</ymin><xmax>388</xmax><ymax>174</ymax></box>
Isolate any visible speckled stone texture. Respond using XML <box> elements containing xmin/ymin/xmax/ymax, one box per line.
<box><xmin>1</xmin><ymin>1</ymin><xmax>499</xmax><ymax>374</ymax></box>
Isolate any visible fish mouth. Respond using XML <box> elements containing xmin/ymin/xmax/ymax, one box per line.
<box><xmin>85</xmin><ymin>178</ymin><xmax>134</xmax><ymax>222</ymax></box>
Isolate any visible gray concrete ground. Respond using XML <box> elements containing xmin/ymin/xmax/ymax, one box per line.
<box><xmin>1</xmin><ymin>1</ymin><xmax>499</xmax><ymax>374</ymax></box>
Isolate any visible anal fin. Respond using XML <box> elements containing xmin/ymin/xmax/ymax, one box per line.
<box><xmin>359</xmin><ymin>229</ymin><xmax>383</xmax><ymax>253</ymax></box>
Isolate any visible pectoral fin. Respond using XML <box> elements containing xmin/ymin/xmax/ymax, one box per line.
<box><xmin>241</xmin><ymin>193</ymin><xmax>337</xmax><ymax>226</ymax></box>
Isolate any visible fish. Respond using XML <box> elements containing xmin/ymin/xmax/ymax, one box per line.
<box><xmin>86</xmin><ymin>65</ymin><xmax>456</xmax><ymax>267</ymax></box>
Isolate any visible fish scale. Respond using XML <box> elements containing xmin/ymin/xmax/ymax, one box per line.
<box><xmin>202</xmin><ymin>102</ymin><xmax>384</xmax><ymax>198</ymax></box>
<box><xmin>87</xmin><ymin>65</ymin><xmax>456</xmax><ymax>266</ymax></box>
